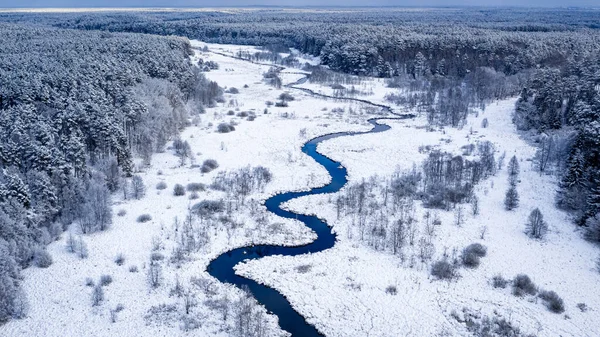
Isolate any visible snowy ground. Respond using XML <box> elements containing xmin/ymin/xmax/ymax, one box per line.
<box><xmin>2</xmin><ymin>40</ymin><xmax>599</xmax><ymax>337</ymax></box>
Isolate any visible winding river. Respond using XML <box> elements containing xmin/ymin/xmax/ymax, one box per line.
<box><xmin>206</xmin><ymin>51</ymin><xmax>414</xmax><ymax>336</ymax></box>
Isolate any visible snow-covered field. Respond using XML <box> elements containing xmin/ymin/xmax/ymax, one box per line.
<box><xmin>2</xmin><ymin>40</ymin><xmax>599</xmax><ymax>337</ymax></box>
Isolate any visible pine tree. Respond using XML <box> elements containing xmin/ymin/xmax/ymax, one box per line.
<box><xmin>507</xmin><ymin>155</ymin><xmax>519</xmax><ymax>186</ymax></box>
<box><xmin>504</xmin><ymin>185</ymin><xmax>519</xmax><ymax>211</ymax></box>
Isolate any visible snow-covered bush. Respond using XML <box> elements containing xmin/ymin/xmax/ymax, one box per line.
<box><xmin>100</xmin><ymin>275</ymin><xmax>113</xmax><ymax>286</ymax></box>
<box><xmin>217</xmin><ymin>123</ymin><xmax>235</xmax><ymax>133</ymax></box>
<box><xmin>192</xmin><ymin>200</ymin><xmax>225</xmax><ymax>217</ymax></box>
<box><xmin>85</xmin><ymin>278</ymin><xmax>95</xmax><ymax>287</ymax></box>
<box><xmin>461</xmin><ymin>243</ymin><xmax>487</xmax><ymax>268</ymax></box>
<box><xmin>431</xmin><ymin>259</ymin><xmax>457</xmax><ymax>280</ymax></box>
<box><xmin>33</xmin><ymin>248</ymin><xmax>53</xmax><ymax>268</ymax></box>
<box><xmin>114</xmin><ymin>254</ymin><xmax>125</xmax><ymax>266</ymax></box>
<box><xmin>151</xmin><ymin>252</ymin><xmax>164</xmax><ymax>262</ymax></box>
<box><xmin>173</xmin><ymin>184</ymin><xmax>186</xmax><ymax>196</ymax></box>
<box><xmin>512</xmin><ymin>274</ymin><xmax>537</xmax><ymax>297</ymax></box>
<box><xmin>129</xmin><ymin>265</ymin><xmax>139</xmax><ymax>273</ymax></box>
<box><xmin>201</xmin><ymin>159</ymin><xmax>219</xmax><ymax>174</ymax></box>
<box><xmin>225</xmin><ymin>87</ymin><xmax>239</xmax><ymax>94</ymax></box>
<box><xmin>117</xmin><ymin>209</ymin><xmax>126</xmax><ymax>217</ymax></box>
<box><xmin>137</xmin><ymin>214</ymin><xmax>152</xmax><ymax>223</ymax></box>
<box><xmin>156</xmin><ymin>181</ymin><xmax>167</xmax><ymax>190</ymax></box>
<box><xmin>279</xmin><ymin>92</ymin><xmax>295</xmax><ymax>102</ymax></box>
<box><xmin>385</xmin><ymin>285</ymin><xmax>397</xmax><ymax>295</ymax></box>
<box><xmin>539</xmin><ymin>290</ymin><xmax>565</xmax><ymax>313</ymax></box>
<box><xmin>186</xmin><ymin>183</ymin><xmax>206</xmax><ymax>192</ymax></box>
<box><xmin>492</xmin><ymin>274</ymin><xmax>508</xmax><ymax>289</ymax></box>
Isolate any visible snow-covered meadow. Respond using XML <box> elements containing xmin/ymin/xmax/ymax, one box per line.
<box><xmin>2</xmin><ymin>40</ymin><xmax>599</xmax><ymax>337</ymax></box>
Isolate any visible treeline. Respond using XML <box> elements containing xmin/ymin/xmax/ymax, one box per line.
<box><xmin>13</xmin><ymin>9</ymin><xmax>598</xmax><ymax>79</ymax></box>
<box><xmin>514</xmin><ymin>50</ymin><xmax>600</xmax><ymax>227</ymax></box>
<box><xmin>0</xmin><ymin>23</ymin><xmax>221</xmax><ymax>322</ymax></box>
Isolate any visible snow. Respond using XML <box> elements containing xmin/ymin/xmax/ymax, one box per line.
<box><xmin>237</xmin><ymin>99</ymin><xmax>600</xmax><ymax>336</ymax></box>
<box><xmin>2</xmin><ymin>40</ymin><xmax>599</xmax><ymax>337</ymax></box>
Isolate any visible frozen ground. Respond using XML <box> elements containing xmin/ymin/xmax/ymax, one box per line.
<box><xmin>2</xmin><ymin>40</ymin><xmax>599</xmax><ymax>337</ymax></box>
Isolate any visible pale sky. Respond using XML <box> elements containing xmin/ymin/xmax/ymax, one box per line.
<box><xmin>0</xmin><ymin>0</ymin><xmax>597</xmax><ymax>8</ymax></box>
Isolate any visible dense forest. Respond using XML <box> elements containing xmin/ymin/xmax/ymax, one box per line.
<box><xmin>0</xmin><ymin>23</ymin><xmax>221</xmax><ymax>322</ymax></box>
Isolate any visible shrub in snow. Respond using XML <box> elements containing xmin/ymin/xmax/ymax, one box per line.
<box><xmin>33</xmin><ymin>248</ymin><xmax>52</xmax><ymax>268</ymax></box>
<box><xmin>137</xmin><ymin>214</ymin><xmax>152</xmax><ymax>223</ymax></box>
<box><xmin>461</xmin><ymin>243</ymin><xmax>487</xmax><ymax>268</ymax></box>
<box><xmin>225</xmin><ymin>87</ymin><xmax>239</xmax><ymax>94</ymax></box>
<box><xmin>539</xmin><ymin>290</ymin><xmax>565</xmax><ymax>313</ymax></box>
<box><xmin>227</xmin><ymin>110</ymin><xmax>235</xmax><ymax>116</ymax></box>
<box><xmin>192</xmin><ymin>200</ymin><xmax>225</xmax><ymax>217</ymax></box>
<box><xmin>91</xmin><ymin>285</ymin><xmax>104</xmax><ymax>306</ymax></box>
<box><xmin>385</xmin><ymin>285</ymin><xmax>397</xmax><ymax>295</ymax></box>
<box><xmin>189</xmin><ymin>192</ymin><xmax>199</xmax><ymax>200</ymax></box>
<box><xmin>129</xmin><ymin>265</ymin><xmax>138</xmax><ymax>273</ymax></box>
<box><xmin>492</xmin><ymin>274</ymin><xmax>508</xmax><ymax>289</ymax></box>
<box><xmin>526</xmin><ymin>208</ymin><xmax>548</xmax><ymax>239</ymax></box>
<box><xmin>85</xmin><ymin>277</ymin><xmax>95</xmax><ymax>287</ymax></box>
<box><xmin>100</xmin><ymin>274</ymin><xmax>113</xmax><ymax>286</ymax></box>
<box><xmin>198</xmin><ymin>159</ymin><xmax>214</xmax><ymax>171</ymax></box>
<box><xmin>217</xmin><ymin>123</ymin><xmax>235</xmax><ymax>133</ymax></box>
<box><xmin>114</xmin><ymin>254</ymin><xmax>125</xmax><ymax>266</ymax></box>
<box><xmin>156</xmin><ymin>181</ymin><xmax>167</xmax><ymax>190</ymax></box>
<box><xmin>186</xmin><ymin>183</ymin><xmax>206</xmax><ymax>192</ymax></box>
<box><xmin>173</xmin><ymin>184</ymin><xmax>186</xmax><ymax>196</ymax></box>
<box><xmin>151</xmin><ymin>252</ymin><xmax>164</xmax><ymax>262</ymax></box>
<box><xmin>481</xmin><ymin>118</ymin><xmax>489</xmax><ymax>128</ymax></box>
<box><xmin>295</xmin><ymin>264</ymin><xmax>312</xmax><ymax>273</ymax></box>
<box><xmin>274</xmin><ymin>101</ymin><xmax>288</xmax><ymax>107</ymax></box>
<box><xmin>279</xmin><ymin>92</ymin><xmax>295</xmax><ymax>102</ymax></box>
<box><xmin>431</xmin><ymin>259</ymin><xmax>457</xmax><ymax>280</ymax></box>
<box><xmin>512</xmin><ymin>274</ymin><xmax>537</xmax><ymax>297</ymax></box>
<box><xmin>117</xmin><ymin>209</ymin><xmax>126</xmax><ymax>217</ymax></box>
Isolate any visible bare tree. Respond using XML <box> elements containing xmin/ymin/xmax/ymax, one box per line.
<box><xmin>526</xmin><ymin>208</ymin><xmax>548</xmax><ymax>239</ymax></box>
<box><xmin>131</xmin><ymin>175</ymin><xmax>146</xmax><ymax>200</ymax></box>
<box><xmin>91</xmin><ymin>284</ymin><xmax>104</xmax><ymax>306</ymax></box>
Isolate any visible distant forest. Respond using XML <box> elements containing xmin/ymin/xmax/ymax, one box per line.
<box><xmin>0</xmin><ymin>8</ymin><xmax>599</xmax><ymax>322</ymax></box>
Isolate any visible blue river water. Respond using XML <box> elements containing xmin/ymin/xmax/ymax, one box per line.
<box><xmin>207</xmin><ymin>117</ymin><xmax>410</xmax><ymax>336</ymax></box>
